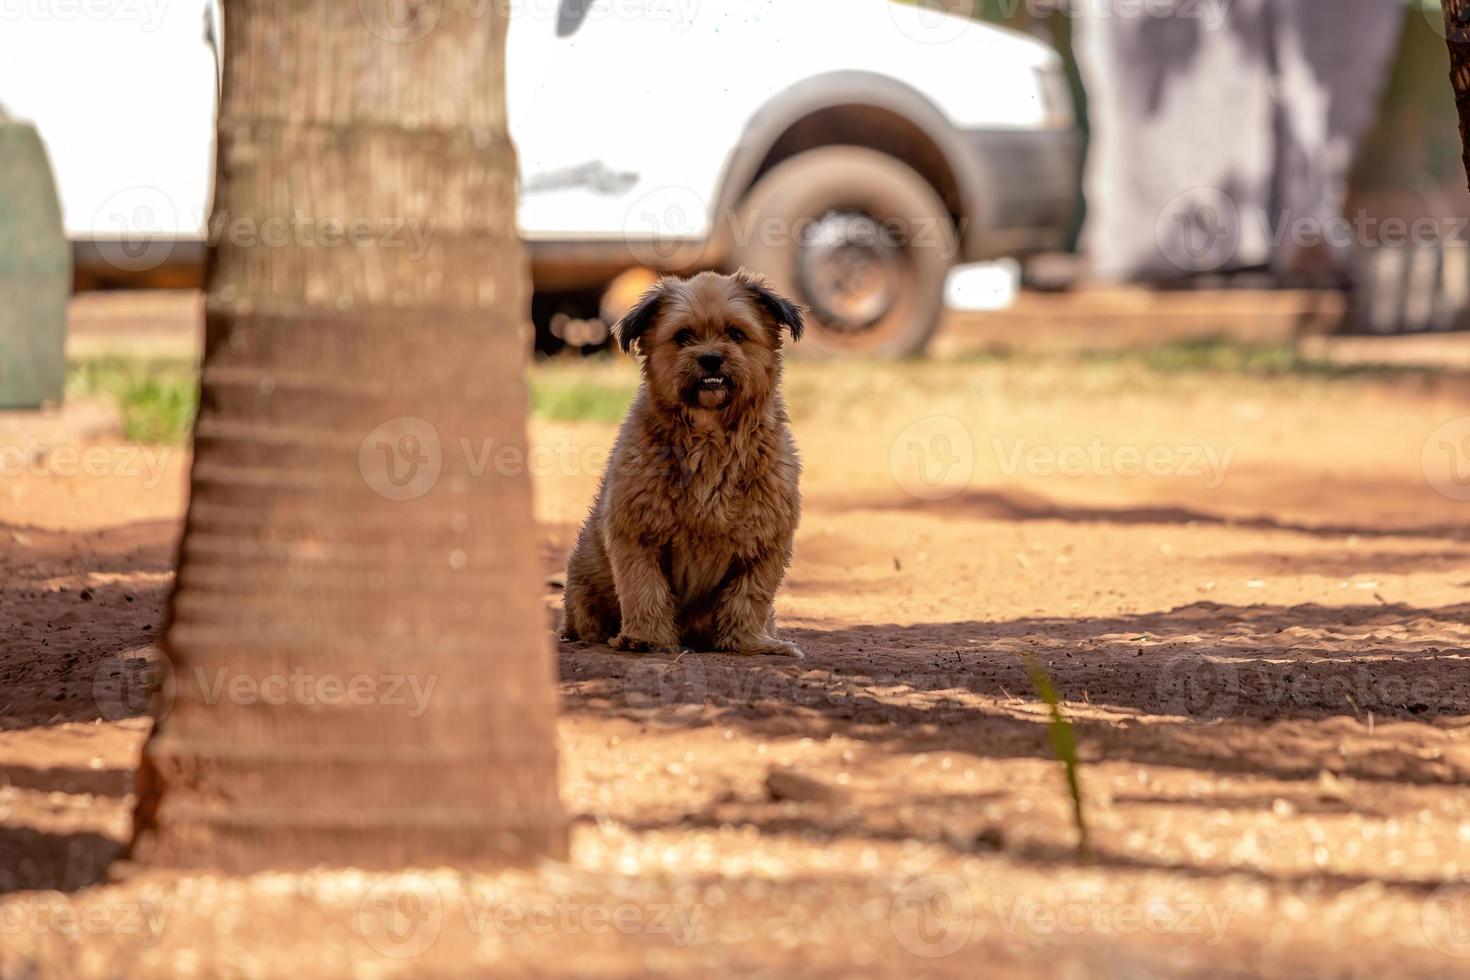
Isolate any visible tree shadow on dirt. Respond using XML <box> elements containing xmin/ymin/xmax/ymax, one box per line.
<box><xmin>0</xmin><ymin>826</ymin><xmax>125</xmax><ymax>893</ymax></box>
<box><xmin>0</xmin><ymin>519</ymin><xmax>176</xmax><ymax>732</ymax></box>
<box><xmin>791</xmin><ymin>600</ymin><xmax>1470</xmax><ymax>722</ymax></box>
<box><xmin>560</xmin><ymin>598</ymin><xmax>1470</xmax><ymax>789</ymax></box>
<box><xmin>562</xmin><ymin>599</ymin><xmax>1470</xmax><ymax>718</ymax></box>
<box><xmin>0</xmin><ymin>763</ymin><xmax>132</xmax><ymax>798</ymax></box>
<box><xmin>1217</xmin><ymin>548</ymin><xmax>1470</xmax><ymax>576</ymax></box>
<box><xmin>850</xmin><ymin>487</ymin><xmax>1470</xmax><ymax>542</ymax></box>
<box><xmin>606</xmin><ymin>801</ymin><xmax>1449</xmax><ymax>896</ymax></box>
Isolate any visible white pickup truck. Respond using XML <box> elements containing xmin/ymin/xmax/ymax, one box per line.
<box><xmin>3</xmin><ymin>0</ymin><xmax>1078</xmax><ymax>356</ymax></box>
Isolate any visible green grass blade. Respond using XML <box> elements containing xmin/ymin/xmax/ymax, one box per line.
<box><xmin>1023</xmin><ymin>654</ymin><xmax>1091</xmax><ymax>861</ymax></box>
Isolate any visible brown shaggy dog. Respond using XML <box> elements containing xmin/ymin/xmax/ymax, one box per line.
<box><xmin>561</xmin><ymin>270</ymin><xmax>806</xmax><ymax>658</ymax></box>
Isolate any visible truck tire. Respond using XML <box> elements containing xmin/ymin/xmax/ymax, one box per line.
<box><xmin>731</xmin><ymin>147</ymin><xmax>956</xmax><ymax>357</ymax></box>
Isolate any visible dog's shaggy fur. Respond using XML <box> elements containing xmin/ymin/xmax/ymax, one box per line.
<box><xmin>561</xmin><ymin>270</ymin><xmax>805</xmax><ymax>657</ymax></box>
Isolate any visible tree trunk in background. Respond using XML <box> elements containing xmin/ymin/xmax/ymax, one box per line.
<box><xmin>1446</xmin><ymin>0</ymin><xmax>1470</xmax><ymax>189</ymax></box>
<box><xmin>128</xmin><ymin>0</ymin><xmax>566</xmax><ymax>871</ymax></box>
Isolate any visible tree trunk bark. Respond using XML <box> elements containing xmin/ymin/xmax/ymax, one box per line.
<box><xmin>127</xmin><ymin>0</ymin><xmax>566</xmax><ymax>871</ymax></box>
<box><xmin>1446</xmin><ymin>0</ymin><xmax>1470</xmax><ymax>189</ymax></box>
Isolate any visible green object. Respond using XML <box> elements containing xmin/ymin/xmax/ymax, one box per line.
<box><xmin>1023</xmin><ymin>654</ymin><xmax>1091</xmax><ymax>861</ymax></box>
<box><xmin>0</xmin><ymin>120</ymin><xmax>70</xmax><ymax>408</ymax></box>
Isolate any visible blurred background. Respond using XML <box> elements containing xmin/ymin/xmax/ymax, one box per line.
<box><xmin>3</xmin><ymin>0</ymin><xmax>1464</xmax><ymax>392</ymax></box>
<box><xmin>10</xmin><ymin>5</ymin><xmax>1470</xmax><ymax>974</ymax></box>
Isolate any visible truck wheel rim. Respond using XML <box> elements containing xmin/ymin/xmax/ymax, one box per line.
<box><xmin>796</xmin><ymin>211</ymin><xmax>902</xmax><ymax>332</ymax></box>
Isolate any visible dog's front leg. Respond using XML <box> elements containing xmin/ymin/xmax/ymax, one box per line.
<box><xmin>606</xmin><ymin>537</ymin><xmax>681</xmax><ymax>653</ymax></box>
<box><xmin>713</xmin><ymin>550</ymin><xmax>803</xmax><ymax>658</ymax></box>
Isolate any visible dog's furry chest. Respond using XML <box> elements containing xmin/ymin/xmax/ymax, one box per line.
<box><xmin>666</xmin><ymin>535</ymin><xmax>734</xmax><ymax>607</ymax></box>
<box><xmin>662</xmin><ymin>464</ymin><xmax>758</xmax><ymax>553</ymax></box>
<box><xmin>652</xmin><ymin>451</ymin><xmax>773</xmax><ymax>603</ymax></box>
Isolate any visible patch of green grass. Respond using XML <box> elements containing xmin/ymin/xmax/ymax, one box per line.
<box><xmin>67</xmin><ymin>357</ymin><xmax>198</xmax><ymax>445</ymax></box>
<box><xmin>528</xmin><ymin>361</ymin><xmax>639</xmax><ymax>422</ymax></box>
<box><xmin>1023</xmin><ymin>654</ymin><xmax>1091</xmax><ymax>861</ymax></box>
<box><xmin>1088</xmin><ymin>336</ymin><xmax>1406</xmax><ymax>380</ymax></box>
<box><xmin>69</xmin><ymin>354</ymin><xmax>644</xmax><ymax>440</ymax></box>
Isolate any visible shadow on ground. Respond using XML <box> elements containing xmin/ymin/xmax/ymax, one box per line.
<box><xmin>838</xmin><ymin>487</ymin><xmax>1470</xmax><ymax>542</ymax></box>
<box><xmin>560</xmin><ymin>599</ymin><xmax>1470</xmax><ymax>792</ymax></box>
<box><xmin>0</xmin><ymin>520</ymin><xmax>177</xmax><ymax>731</ymax></box>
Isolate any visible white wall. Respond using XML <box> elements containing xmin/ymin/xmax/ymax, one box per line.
<box><xmin>0</xmin><ymin>0</ymin><xmax>218</xmax><ymax>238</ymax></box>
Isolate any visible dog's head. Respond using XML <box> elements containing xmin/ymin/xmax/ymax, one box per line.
<box><xmin>614</xmin><ymin>270</ymin><xmax>804</xmax><ymax>417</ymax></box>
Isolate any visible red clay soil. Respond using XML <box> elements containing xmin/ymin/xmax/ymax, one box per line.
<box><xmin>5</xmin><ymin>354</ymin><xmax>1470</xmax><ymax>977</ymax></box>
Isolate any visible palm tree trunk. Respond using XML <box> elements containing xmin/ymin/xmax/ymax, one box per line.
<box><xmin>128</xmin><ymin>0</ymin><xmax>566</xmax><ymax>870</ymax></box>
<box><xmin>1446</xmin><ymin>0</ymin><xmax>1470</xmax><ymax>188</ymax></box>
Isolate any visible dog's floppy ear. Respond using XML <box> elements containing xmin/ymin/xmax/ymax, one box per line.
<box><xmin>614</xmin><ymin>279</ymin><xmax>670</xmax><ymax>353</ymax></box>
<box><xmin>735</xmin><ymin>269</ymin><xmax>805</xmax><ymax>341</ymax></box>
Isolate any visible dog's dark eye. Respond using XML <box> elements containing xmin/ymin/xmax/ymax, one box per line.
<box><xmin>728</xmin><ymin>327</ymin><xmax>747</xmax><ymax>344</ymax></box>
<box><xmin>674</xmin><ymin>329</ymin><xmax>695</xmax><ymax>347</ymax></box>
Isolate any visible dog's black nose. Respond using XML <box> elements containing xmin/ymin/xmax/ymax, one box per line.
<box><xmin>697</xmin><ymin>353</ymin><xmax>725</xmax><ymax>372</ymax></box>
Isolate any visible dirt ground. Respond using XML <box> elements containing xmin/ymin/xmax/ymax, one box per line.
<box><xmin>6</xmin><ymin>315</ymin><xmax>1470</xmax><ymax>976</ymax></box>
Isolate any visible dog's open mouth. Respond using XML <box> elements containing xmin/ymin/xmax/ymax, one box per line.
<box><xmin>688</xmin><ymin>373</ymin><xmax>732</xmax><ymax>407</ymax></box>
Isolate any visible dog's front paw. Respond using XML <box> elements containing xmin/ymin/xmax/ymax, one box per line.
<box><xmin>729</xmin><ymin>637</ymin><xmax>806</xmax><ymax>659</ymax></box>
<box><xmin>609</xmin><ymin>633</ymin><xmax>684</xmax><ymax>655</ymax></box>
<box><xmin>608</xmin><ymin>633</ymin><xmax>653</xmax><ymax>653</ymax></box>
